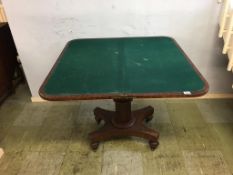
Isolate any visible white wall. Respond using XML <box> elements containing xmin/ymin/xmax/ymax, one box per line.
<box><xmin>2</xmin><ymin>0</ymin><xmax>233</xmax><ymax>97</ymax></box>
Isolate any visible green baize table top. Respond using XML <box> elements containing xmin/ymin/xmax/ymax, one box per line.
<box><xmin>39</xmin><ymin>37</ymin><xmax>208</xmax><ymax>100</ymax></box>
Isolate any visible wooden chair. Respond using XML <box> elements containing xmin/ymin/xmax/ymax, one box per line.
<box><xmin>218</xmin><ymin>0</ymin><xmax>233</xmax><ymax>70</ymax></box>
<box><xmin>222</xmin><ymin>0</ymin><xmax>233</xmax><ymax>54</ymax></box>
<box><xmin>219</xmin><ymin>0</ymin><xmax>230</xmax><ymax>38</ymax></box>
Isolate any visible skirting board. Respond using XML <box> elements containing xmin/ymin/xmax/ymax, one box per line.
<box><xmin>31</xmin><ymin>97</ymin><xmax>47</xmax><ymax>102</ymax></box>
<box><xmin>31</xmin><ymin>93</ymin><xmax>233</xmax><ymax>102</ymax></box>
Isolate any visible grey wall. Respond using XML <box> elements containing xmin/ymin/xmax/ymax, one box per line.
<box><xmin>2</xmin><ymin>0</ymin><xmax>233</xmax><ymax>97</ymax></box>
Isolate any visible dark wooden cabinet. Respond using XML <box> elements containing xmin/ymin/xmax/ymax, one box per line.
<box><xmin>0</xmin><ymin>22</ymin><xmax>18</xmax><ymax>103</ymax></box>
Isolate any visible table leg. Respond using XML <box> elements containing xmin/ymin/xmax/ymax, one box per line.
<box><xmin>88</xmin><ymin>98</ymin><xmax>159</xmax><ymax>151</ymax></box>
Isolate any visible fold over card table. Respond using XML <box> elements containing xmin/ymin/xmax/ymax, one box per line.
<box><xmin>39</xmin><ymin>37</ymin><xmax>208</xmax><ymax>150</ymax></box>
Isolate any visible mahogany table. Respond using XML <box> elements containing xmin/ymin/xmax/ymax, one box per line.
<box><xmin>39</xmin><ymin>37</ymin><xmax>208</xmax><ymax>150</ymax></box>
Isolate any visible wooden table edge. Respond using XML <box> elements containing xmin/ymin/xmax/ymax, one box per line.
<box><xmin>39</xmin><ymin>36</ymin><xmax>209</xmax><ymax>101</ymax></box>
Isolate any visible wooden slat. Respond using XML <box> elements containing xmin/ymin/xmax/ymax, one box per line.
<box><xmin>219</xmin><ymin>0</ymin><xmax>230</xmax><ymax>37</ymax></box>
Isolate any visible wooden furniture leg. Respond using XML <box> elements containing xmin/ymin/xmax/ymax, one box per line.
<box><xmin>89</xmin><ymin>98</ymin><xmax>159</xmax><ymax>150</ymax></box>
